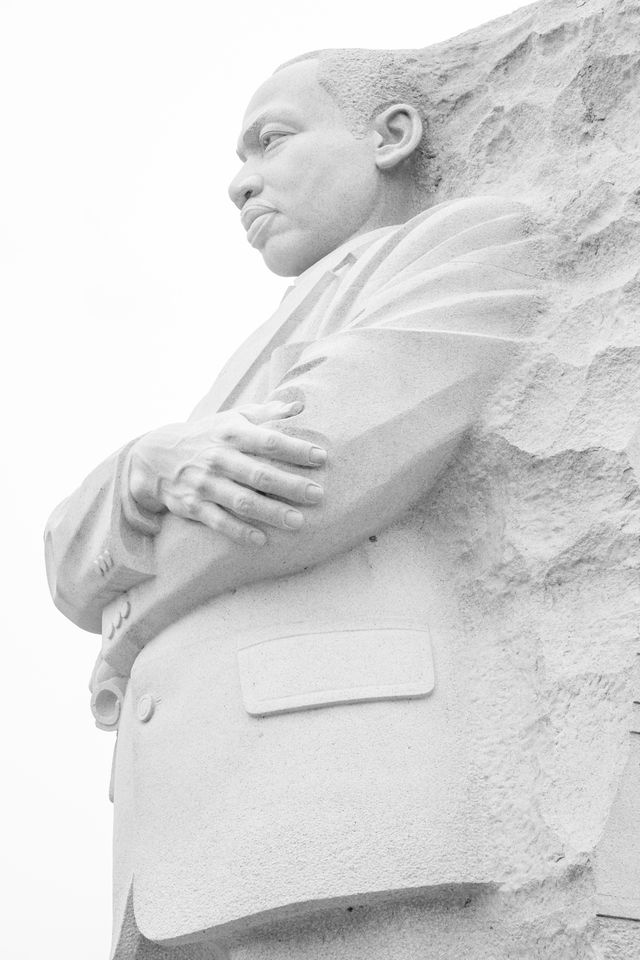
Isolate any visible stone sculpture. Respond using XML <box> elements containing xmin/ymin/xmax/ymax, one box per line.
<box><xmin>45</xmin><ymin>1</ymin><xmax>640</xmax><ymax>957</ymax></box>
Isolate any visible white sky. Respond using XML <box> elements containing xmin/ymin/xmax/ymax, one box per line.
<box><xmin>2</xmin><ymin>1</ymin><xmax>528</xmax><ymax>956</ymax></box>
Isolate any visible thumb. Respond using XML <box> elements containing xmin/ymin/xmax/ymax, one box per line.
<box><xmin>237</xmin><ymin>399</ymin><xmax>304</xmax><ymax>425</ymax></box>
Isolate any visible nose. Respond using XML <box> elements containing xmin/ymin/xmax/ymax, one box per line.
<box><xmin>228</xmin><ymin>168</ymin><xmax>264</xmax><ymax>209</ymax></box>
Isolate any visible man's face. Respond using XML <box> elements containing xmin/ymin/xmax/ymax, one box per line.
<box><xmin>229</xmin><ymin>60</ymin><xmax>381</xmax><ymax>277</ymax></box>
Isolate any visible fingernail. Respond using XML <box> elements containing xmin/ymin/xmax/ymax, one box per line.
<box><xmin>249</xmin><ymin>530</ymin><xmax>266</xmax><ymax>546</ymax></box>
<box><xmin>305</xmin><ymin>483</ymin><xmax>323</xmax><ymax>503</ymax></box>
<box><xmin>285</xmin><ymin>509</ymin><xmax>304</xmax><ymax>529</ymax></box>
<box><xmin>309</xmin><ymin>446</ymin><xmax>327</xmax><ymax>465</ymax></box>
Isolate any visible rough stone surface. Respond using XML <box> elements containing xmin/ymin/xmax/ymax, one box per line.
<box><xmin>46</xmin><ymin>0</ymin><xmax>640</xmax><ymax>957</ymax></box>
<box><xmin>411</xmin><ymin>0</ymin><xmax>640</xmax><ymax>951</ymax></box>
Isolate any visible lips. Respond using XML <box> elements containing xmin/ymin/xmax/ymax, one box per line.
<box><xmin>241</xmin><ymin>203</ymin><xmax>277</xmax><ymax>231</ymax></box>
<box><xmin>247</xmin><ymin>213</ymin><xmax>276</xmax><ymax>248</ymax></box>
<box><xmin>241</xmin><ymin>204</ymin><xmax>277</xmax><ymax>248</ymax></box>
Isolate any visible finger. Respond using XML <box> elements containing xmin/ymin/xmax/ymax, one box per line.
<box><xmin>237</xmin><ymin>400</ymin><xmax>303</xmax><ymax>426</ymax></box>
<box><xmin>196</xmin><ymin>501</ymin><xmax>268</xmax><ymax>545</ymax></box>
<box><xmin>238</xmin><ymin>424</ymin><xmax>327</xmax><ymax>467</ymax></box>
<box><xmin>202</xmin><ymin>449</ymin><xmax>323</xmax><ymax>504</ymax></box>
<box><xmin>165</xmin><ymin>492</ymin><xmax>267</xmax><ymax>546</ymax></box>
<box><xmin>202</xmin><ymin>476</ymin><xmax>306</xmax><ymax>530</ymax></box>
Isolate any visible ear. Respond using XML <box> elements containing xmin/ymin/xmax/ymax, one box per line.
<box><xmin>372</xmin><ymin>103</ymin><xmax>423</xmax><ymax>171</ymax></box>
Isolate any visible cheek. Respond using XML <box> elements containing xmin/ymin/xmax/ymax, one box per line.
<box><xmin>310</xmin><ymin>150</ymin><xmax>371</xmax><ymax>205</ymax></box>
<box><xmin>275</xmin><ymin>139</ymin><xmax>376</xmax><ymax>225</ymax></box>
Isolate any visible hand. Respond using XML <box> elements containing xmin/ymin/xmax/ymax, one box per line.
<box><xmin>128</xmin><ymin>400</ymin><xmax>326</xmax><ymax>545</ymax></box>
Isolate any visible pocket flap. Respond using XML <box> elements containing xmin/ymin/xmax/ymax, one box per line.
<box><xmin>237</xmin><ymin>623</ymin><xmax>434</xmax><ymax>716</ymax></box>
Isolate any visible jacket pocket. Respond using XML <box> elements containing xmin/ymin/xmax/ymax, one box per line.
<box><xmin>237</xmin><ymin>620</ymin><xmax>434</xmax><ymax>716</ymax></box>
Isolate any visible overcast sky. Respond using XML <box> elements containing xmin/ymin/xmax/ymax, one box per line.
<box><xmin>3</xmin><ymin>1</ymin><xmax>530</xmax><ymax>956</ymax></box>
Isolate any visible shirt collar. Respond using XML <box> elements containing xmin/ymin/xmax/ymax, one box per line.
<box><xmin>292</xmin><ymin>225</ymin><xmax>396</xmax><ymax>290</ymax></box>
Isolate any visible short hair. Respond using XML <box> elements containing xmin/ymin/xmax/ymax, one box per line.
<box><xmin>276</xmin><ymin>49</ymin><xmax>431</xmax><ymax>190</ymax></box>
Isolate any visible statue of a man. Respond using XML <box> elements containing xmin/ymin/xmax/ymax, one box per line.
<box><xmin>45</xmin><ymin>50</ymin><xmax>549</xmax><ymax>959</ymax></box>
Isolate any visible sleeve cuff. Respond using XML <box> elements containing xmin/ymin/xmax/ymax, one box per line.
<box><xmin>118</xmin><ymin>441</ymin><xmax>163</xmax><ymax>537</ymax></box>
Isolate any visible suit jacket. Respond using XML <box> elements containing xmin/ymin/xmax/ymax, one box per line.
<box><xmin>44</xmin><ymin>196</ymin><xmax>552</xmax><ymax>951</ymax></box>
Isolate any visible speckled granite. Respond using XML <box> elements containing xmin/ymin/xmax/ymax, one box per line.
<box><xmin>106</xmin><ymin>1</ymin><xmax>640</xmax><ymax>956</ymax></box>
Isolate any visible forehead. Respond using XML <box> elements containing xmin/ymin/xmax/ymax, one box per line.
<box><xmin>239</xmin><ymin>60</ymin><xmax>344</xmax><ymax>138</ymax></box>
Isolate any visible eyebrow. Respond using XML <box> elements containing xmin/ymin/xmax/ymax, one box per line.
<box><xmin>235</xmin><ymin>109</ymin><xmax>298</xmax><ymax>161</ymax></box>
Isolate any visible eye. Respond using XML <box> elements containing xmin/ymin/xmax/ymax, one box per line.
<box><xmin>260</xmin><ymin>130</ymin><xmax>288</xmax><ymax>151</ymax></box>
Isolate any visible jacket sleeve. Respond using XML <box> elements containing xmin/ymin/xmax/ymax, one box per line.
<box><xmin>44</xmin><ymin>439</ymin><xmax>159</xmax><ymax>633</ymax></box>
<box><xmin>114</xmin><ymin>197</ymin><xmax>554</xmax><ymax>657</ymax></box>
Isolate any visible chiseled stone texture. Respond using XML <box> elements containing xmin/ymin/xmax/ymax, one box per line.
<box><xmin>401</xmin><ymin>0</ymin><xmax>640</xmax><ymax>953</ymax></box>
<box><xmin>118</xmin><ymin>1</ymin><xmax>639</xmax><ymax>956</ymax></box>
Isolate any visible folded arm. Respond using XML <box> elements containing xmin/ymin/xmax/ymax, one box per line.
<box><xmin>117</xmin><ymin>320</ymin><xmax>529</xmax><ymax>658</ymax></box>
<box><xmin>116</xmin><ymin>199</ymin><xmax>552</xmax><ymax>652</ymax></box>
<box><xmin>44</xmin><ymin>404</ymin><xmax>325</xmax><ymax>634</ymax></box>
<box><xmin>47</xmin><ymin>196</ymin><xmax>551</xmax><ymax>681</ymax></box>
<box><xmin>44</xmin><ymin>440</ymin><xmax>159</xmax><ymax>633</ymax></box>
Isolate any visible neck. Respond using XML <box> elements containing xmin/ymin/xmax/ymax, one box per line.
<box><xmin>355</xmin><ymin>175</ymin><xmax>422</xmax><ymax>239</ymax></box>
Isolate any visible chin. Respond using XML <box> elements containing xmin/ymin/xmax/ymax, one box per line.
<box><xmin>261</xmin><ymin>253</ymin><xmax>300</xmax><ymax>278</ymax></box>
<box><xmin>260</xmin><ymin>234</ymin><xmax>332</xmax><ymax>278</ymax></box>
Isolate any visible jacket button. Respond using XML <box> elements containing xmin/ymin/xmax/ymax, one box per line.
<box><xmin>137</xmin><ymin>694</ymin><xmax>155</xmax><ymax>723</ymax></box>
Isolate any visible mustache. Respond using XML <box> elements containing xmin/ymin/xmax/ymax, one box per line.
<box><xmin>240</xmin><ymin>202</ymin><xmax>277</xmax><ymax>231</ymax></box>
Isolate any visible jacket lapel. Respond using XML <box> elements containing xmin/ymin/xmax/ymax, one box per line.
<box><xmin>218</xmin><ymin>270</ymin><xmax>341</xmax><ymax>413</ymax></box>
<box><xmin>189</xmin><ymin>227</ymin><xmax>396</xmax><ymax>420</ymax></box>
<box><xmin>188</xmin><ymin>273</ymin><xmax>332</xmax><ymax>419</ymax></box>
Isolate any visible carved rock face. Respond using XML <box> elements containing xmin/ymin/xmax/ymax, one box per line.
<box><xmin>45</xmin><ymin>1</ymin><xmax>640</xmax><ymax>957</ymax></box>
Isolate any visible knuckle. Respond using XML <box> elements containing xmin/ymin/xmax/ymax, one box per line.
<box><xmin>276</xmin><ymin>505</ymin><xmax>292</xmax><ymax>523</ymax></box>
<box><xmin>175</xmin><ymin>463</ymin><xmax>194</xmax><ymax>483</ymax></box>
<box><xmin>253</xmin><ymin>469</ymin><xmax>271</xmax><ymax>490</ymax></box>
<box><xmin>203</xmin><ymin>448</ymin><xmax>222</xmax><ymax>471</ymax></box>
<box><xmin>263</xmin><ymin>433</ymin><xmax>279</xmax><ymax>453</ymax></box>
<box><xmin>234</xmin><ymin>496</ymin><xmax>251</xmax><ymax>516</ymax></box>
<box><xmin>182</xmin><ymin>494</ymin><xmax>199</xmax><ymax>516</ymax></box>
